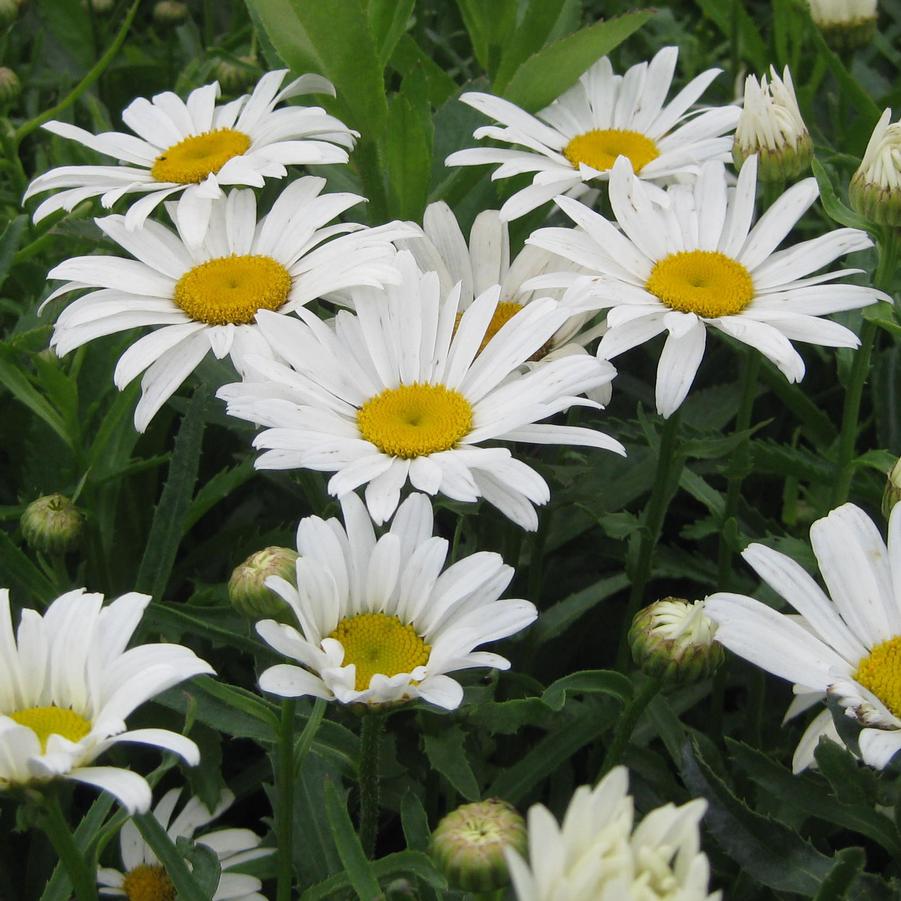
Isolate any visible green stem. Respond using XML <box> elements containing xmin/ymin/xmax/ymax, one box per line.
<box><xmin>40</xmin><ymin>794</ymin><xmax>99</xmax><ymax>901</ymax></box>
<box><xmin>715</xmin><ymin>349</ymin><xmax>761</xmax><ymax>589</ymax></box>
<box><xmin>15</xmin><ymin>0</ymin><xmax>139</xmax><ymax>146</ymax></box>
<box><xmin>134</xmin><ymin>810</ymin><xmax>208</xmax><ymax>901</ymax></box>
<box><xmin>615</xmin><ymin>411</ymin><xmax>683</xmax><ymax>669</ymax></box>
<box><xmin>598</xmin><ymin>677</ymin><xmax>661</xmax><ymax>779</ymax></box>
<box><xmin>358</xmin><ymin>710</ymin><xmax>385</xmax><ymax>858</ymax></box>
<box><xmin>276</xmin><ymin>698</ymin><xmax>297</xmax><ymax>901</ymax></box>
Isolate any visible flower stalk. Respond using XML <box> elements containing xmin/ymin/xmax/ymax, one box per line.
<box><xmin>358</xmin><ymin>710</ymin><xmax>386</xmax><ymax>858</ymax></box>
<box><xmin>39</xmin><ymin>793</ymin><xmax>99</xmax><ymax>901</ymax></box>
<box><xmin>276</xmin><ymin>699</ymin><xmax>296</xmax><ymax>901</ymax></box>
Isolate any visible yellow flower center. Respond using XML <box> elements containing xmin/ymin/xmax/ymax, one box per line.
<box><xmin>150</xmin><ymin>128</ymin><xmax>251</xmax><ymax>184</ymax></box>
<box><xmin>854</xmin><ymin>636</ymin><xmax>901</xmax><ymax>719</ymax></box>
<box><xmin>122</xmin><ymin>865</ymin><xmax>176</xmax><ymax>901</ymax></box>
<box><xmin>357</xmin><ymin>383</ymin><xmax>473</xmax><ymax>459</ymax></box>
<box><xmin>563</xmin><ymin>128</ymin><xmax>660</xmax><ymax>173</ymax></box>
<box><xmin>173</xmin><ymin>254</ymin><xmax>293</xmax><ymax>326</ymax></box>
<box><xmin>8</xmin><ymin>705</ymin><xmax>91</xmax><ymax>752</ymax></box>
<box><xmin>329</xmin><ymin>612</ymin><xmax>431</xmax><ymax>692</ymax></box>
<box><xmin>645</xmin><ymin>250</ymin><xmax>756</xmax><ymax>318</ymax></box>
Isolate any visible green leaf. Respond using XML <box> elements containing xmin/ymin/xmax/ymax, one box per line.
<box><xmin>0</xmin><ymin>530</ymin><xmax>57</xmax><ymax>606</ymax></box>
<box><xmin>423</xmin><ymin>724</ymin><xmax>480</xmax><ymax>801</ymax></box>
<box><xmin>811</xmin><ymin>158</ymin><xmax>872</xmax><ymax>230</ymax></box>
<box><xmin>384</xmin><ymin>92</ymin><xmax>432</xmax><ymax>220</ymax></box>
<box><xmin>541</xmin><ymin>669</ymin><xmax>633</xmax><ymax>712</ymax></box>
<box><xmin>400</xmin><ymin>790</ymin><xmax>431</xmax><ymax>852</ymax></box>
<box><xmin>323</xmin><ymin>779</ymin><xmax>382</xmax><ymax>899</ymax></box>
<box><xmin>249</xmin><ymin>0</ymin><xmax>388</xmax><ymax>139</ymax></box>
<box><xmin>752</xmin><ymin>439</ymin><xmax>833</xmax><ymax>482</ymax></box>
<box><xmin>0</xmin><ymin>215</ymin><xmax>27</xmax><ymax>286</ymax></box>
<box><xmin>465</xmin><ymin>697</ymin><xmax>552</xmax><ymax>735</ymax></box>
<box><xmin>300</xmin><ymin>850</ymin><xmax>446</xmax><ymax>900</ymax></box>
<box><xmin>183</xmin><ymin>458</ymin><xmax>255</xmax><ymax>531</ymax></box>
<box><xmin>693</xmin><ymin>0</ymin><xmax>768</xmax><ymax>71</ymax></box>
<box><xmin>389</xmin><ymin>35</ymin><xmax>457</xmax><ymax>108</ymax></box>
<box><xmin>493</xmin><ymin>0</ymin><xmax>572</xmax><ymax>92</ymax></box>
<box><xmin>456</xmin><ymin>0</ymin><xmax>518</xmax><ymax>78</ymax></box>
<box><xmin>503</xmin><ymin>11</ymin><xmax>654</xmax><ymax>111</ymax></box>
<box><xmin>134</xmin><ymin>811</ymin><xmax>210</xmax><ymax>901</ymax></box>
<box><xmin>531</xmin><ymin>573</ymin><xmax>630</xmax><ymax>644</ymax></box>
<box><xmin>367</xmin><ymin>0</ymin><xmax>414</xmax><ymax>66</ymax></box>
<box><xmin>862</xmin><ymin>301</ymin><xmax>901</xmax><ymax>337</ymax></box>
<box><xmin>293</xmin><ymin>754</ymin><xmax>344</xmax><ymax>885</ymax></box>
<box><xmin>813</xmin><ymin>848</ymin><xmax>866</xmax><ymax>901</ymax></box>
<box><xmin>135</xmin><ymin>385</ymin><xmax>209</xmax><ymax>601</ymax></box>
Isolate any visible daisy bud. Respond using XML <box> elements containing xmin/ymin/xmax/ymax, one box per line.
<box><xmin>153</xmin><ymin>0</ymin><xmax>189</xmax><ymax>25</ymax></box>
<box><xmin>629</xmin><ymin>597</ymin><xmax>724</xmax><ymax>683</ymax></box>
<box><xmin>0</xmin><ymin>66</ymin><xmax>20</xmax><ymax>104</ymax></box>
<box><xmin>20</xmin><ymin>494</ymin><xmax>83</xmax><ymax>556</ymax></box>
<box><xmin>0</xmin><ymin>0</ymin><xmax>19</xmax><ymax>27</ymax></box>
<box><xmin>85</xmin><ymin>0</ymin><xmax>114</xmax><ymax>13</ymax></box>
<box><xmin>734</xmin><ymin>67</ymin><xmax>812</xmax><ymax>182</ymax></box>
<box><xmin>850</xmin><ymin>109</ymin><xmax>901</xmax><ymax>227</ymax></box>
<box><xmin>228</xmin><ymin>546</ymin><xmax>297</xmax><ymax>622</ymax></box>
<box><xmin>808</xmin><ymin>0</ymin><xmax>878</xmax><ymax>51</ymax></box>
<box><xmin>883</xmin><ymin>458</ymin><xmax>901</xmax><ymax>520</ymax></box>
<box><xmin>430</xmin><ymin>799</ymin><xmax>527</xmax><ymax>892</ymax></box>
<box><xmin>213</xmin><ymin>55</ymin><xmax>259</xmax><ymax>94</ymax></box>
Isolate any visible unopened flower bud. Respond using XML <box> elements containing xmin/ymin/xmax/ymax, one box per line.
<box><xmin>153</xmin><ymin>0</ymin><xmax>188</xmax><ymax>26</ymax></box>
<box><xmin>850</xmin><ymin>108</ymin><xmax>901</xmax><ymax>227</ymax></box>
<box><xmin>228</xmin><ymin>546</ymin><xmax>297</xmax><ymax>622</ymax></box>
<box><xmin>20</xmin><ymin>494</ymin><xmax>83</xmax><ymax>555</ymax></box>
<box><xmin>86</xmin><ymin>0</ymin><xmax>114</xmax><ymax>13</ymax></box>
<box><xmin>213</xmin><ymin>55</ymin><xmax>258</xmax><ymax>94</ymax></box>
<box><xmin>808</xmin><ymin>0</ymin><xmax>878</xmax><ymax>51</ymax></box>
<box><xmin>734</xmin><ymin>67</ymin><xmax>812</xmax><ymax>181</ymax></box>
<box><xmin>883</xmin><ymin>458</ymin><xmax>901</xmax><ymax>520</ymax></box>
<box><xmin>0</xmin><ymin>0</ymin><xmax>19</xmax><ymax>28</ymax></box>
<box><xmin>430</xmin><ymin>799</ymin><xmax>527</xmax><ymax>892</ymax></box>
<box><xmin>0</xmin><ymin>66</ymin><xmax>20</xmax><ymax>103</ymax></box>
<box><xmin>629</xmin><ymin>597</ymin><xmax>724</xmax><ymax>683</ymax></box>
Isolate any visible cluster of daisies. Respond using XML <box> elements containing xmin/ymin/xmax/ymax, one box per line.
<box><xmin>5</xmin><ymin>38</ymin><xmax>899</xmax><ymax>899</ymax></box>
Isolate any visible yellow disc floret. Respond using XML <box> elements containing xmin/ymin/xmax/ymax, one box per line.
<box><xmin>329</xmin><ymin>612</ymin><xmax>431</xmax><ymax>692</ymax></box>
<box><xmin>8</xmin><ymin>705</ymin><xmax>91</xmax><ymax>752</ymax></box>
<box><xmin>173</xmin><ymin>254</ymin><xmax>293</xmax><ymax>326</ymax></box>
<box><xmin>357</xmin><ymin>383</ymin><xmax>473</xmax><ymax>459</ymax></box>
<box><xmin>122</xmin><ymin>864</ymin><xmax>176</xmax><ymax>901</ymax></box>
<box><xmin>454</xmin><ymin>300</ymin><xmax>533</xmax><ymax>357</ymax></box>
<box><xmin>151</xmin><ymin>128</ymin><xmax>251</xmax><ymax>184</ymax></box>
<box><xmin>645</xmin><ymin>250</ymin><xmax>755</xmax><ymax>318</ymax></box>
<box><xmin>855</xmin><ymin>636</ymin><xmax>901</xmax><ymax>719</ymax></box>
<box><xmin>563</xmin><ymin>128</ymin><xmax>660</xmax><ymax>173</ymax></box>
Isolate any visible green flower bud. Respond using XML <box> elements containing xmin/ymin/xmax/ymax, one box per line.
<box><xmin>0</xmin><ymin>66</ymin><xmax>20</xmax><ymax>104</ymax></box>
<box><xmin>629</xmin><ymin>597</ymin><xmax>724</xmax><ymax>684</ymax></box>
<box><xmin>213</xmin><ymin>55</ymin><xmax>259</xmax><ymax>94</ymax></box>
<box><xmin>228</xmin><ymin>546</ymin><xmax>298</xmax><ymax>622</ymax></box>
<box><xmin>808</xmin><ymin>0</ymin><xmax>878</xmax><ymax>52</ymax></box>
<box><xmin>153</xmin><ymin>0</ymin><xmax>188</xmax><ymax>26</ymax></box>
<box><xmin>883</xmin><ymin>458</ymin><xmax>901</xmax><ymax>520</ymax></box>
<box><xmin>850</xmin><ymin>109</ymin><xmax>901</xmax><ymax>228</ymax></box>
<box><xmin>430</xmin><ymin>798</ymin><xmax>527</xmax><ymax>892</ymax></box>
<box><xmin>20</xmin><ymin>494</ymin><xmax>83</xmax><ymax>556</ymax></box>
<box><xmin>0</xmin><ymin>0</ymin><xmax>19</xmax><ymax>28</ymax></box>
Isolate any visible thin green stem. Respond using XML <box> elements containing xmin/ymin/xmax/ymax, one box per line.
<box><xmin>15</xmin><ymin>0</ymin><xmax>139</xmax><ymax>146</ymax></box>
<box><xmin>615</xmin><ymin>410</ymin><xmax>683</xmax><ymax>670</ymax></box>
<box><xmin>598</xmin><ymin>677</ymin><xmax>661</xmax><ymax>780</ymax></box>
<box><xmin>715</xmin><ymin>349</ymin><xmax>761</xmax><ymax>589</ymax></box>
<box><xmin>358</xmin><ymin>710</ymin><xmax>385</xmax><ymax>858</ymax></box>
<box><xmin>39</xmin><ymin>794</ymin><xmax>98</xmax><ymax>901</ymax></box>
<box><xmin>276</xmin><ymin>698</ymin><xmax>296</xmax><ymax>901</ymax></box>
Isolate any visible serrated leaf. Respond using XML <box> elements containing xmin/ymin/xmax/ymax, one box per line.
<box><xmin>423</xmin><ymin>724</ymin><xmax>480</xmax><ymax>801</ymax></box>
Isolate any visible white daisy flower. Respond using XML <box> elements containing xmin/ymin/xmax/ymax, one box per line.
<box><xmin>98</xmin><ymin>786</ymin><xmax>271</xmax><ymax>901</ymax></box>
<box><xmin>218</xmin><ymin>250</ymin><xmax>623</xmax><ymax>531</ymax></box>
<box><xmin>504</xmin><ymin>766</ymin><xmax>718</xmax><ymax>901</ymax></box>
<box><xmin>706</xmin><ymin>503</ymin><xmax>901</xmax><ymax>770</ymax></box>
<box><xmin>45</xmin><ymin>177</ymin><xmax>416</xmax><ymax>432</ymax></box>
<box><xmin>400</xmin><ymin>201</ymin><xmax>605</xmax><ymax>365</ymax></box>
<box><xmin>0</xmin><ymin>588</ymin><xmax>213</xmax><ymax>813</ymax></box>
<box><xmin>255</xmin><ymin>492</ymin><xmax>537</xmax><ymax>710</ymax></box>
<box><xmin>445</xmin><ymin>46</ymin><xmax>740</xmax><ymax>221</ymax></box>
<box><xmin>527</xmin><ymin>155</ymin><xmax>888</xmax><ymax>417</ymax></box>
<box><xmin>24</xmin><ymin>70</ymin><xmax>356</xmax><ymax>245</ymax></box>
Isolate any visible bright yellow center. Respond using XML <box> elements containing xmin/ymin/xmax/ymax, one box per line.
<box><xmin>855</xmin><ymin>636</ymin><xmax>901</xmax><ymax>719</ymax></box>
<box><xmin>357</xmin><ymin>383</ymin><xmax>473</xmax><ymax>459</ymax></box>
<box><xmin>122</xmin><ymin>865</ymin><xmax>176</xmax><ymax>901</ymax></box>
<box><xmin>563</xmin><ymin>128</ymin><xmax>660</xmax><ymax>173</ymax></box>
<box><xmin>329</xmin><ymin>612</ymin><xmax>431</xmax><ymax>692</ymax></box>
<box><xmin>151</xmin><ymin>128</ymin><xmax>251</xmax><ymax>184</ymax></box>
<box><xmin>8</xmin><ymin>705</ymin><xmax>91</xmax><ymax>752</ymax></box>
<box><xmin>645</xmin><ymin>250</ymin><xmax>755</xmax><ymax>318</ymax></box>
<box><xmin>173</xmin><ymin>254</ymin><xmax>293</xmax><ymax>325</ymax></box>
<box><xmin>454</xmin><ymin>301</ymin><xmax>526</xmax><ymax>356</ymax></box>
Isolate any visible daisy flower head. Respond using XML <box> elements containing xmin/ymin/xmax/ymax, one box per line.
<box><xmin>504</xmin><ymin>766</ymin><xmax>718</xmax><ymax>901</ymax></box>
<box><xmin>401</xmin><ymin>201</ymin><xmax>605</xmax><ymax>367</ymax></box>
<box><xmin>808</xmin><ymin>0</ymin><xmax>878</xmax><ymax>50</ymax></box>
<box><xmin>45</xmin><ymin>177</ymin><xmax>416</xmax><ymax>432</ymax></box>
<box><xmin>255</xmin><ymin>492</ymin><xmax>538</xmax><ymax>710</ymax></box>
<box><xmin>24</xmin><ymin>70</ymin><xmax>356</xmax><ymax>245</ymax></box>
<box><xmin>445</xmin><ymin>46</ymin><xmax>740</xmax><ymax>221</ymax></box>
<box><xmin>0</xmin><ymin>588</ymin><xmax>213</xmax><ymax>813</ymax></box>
<box><xmin>706</xmin><ymin>503</ymin><xmax>901</xmax><ymax>770</ymax></box>
<box><xmin>527</xmin><ymin>155</ymin><xmax>888</xmax><ymax>418</ymax></box>
<box><xmin>98</xmin><ymin>786</ymin><xmax>271</xmax><ymax>901</ymax></box>
<box><xmin>218</xmin><ymin>250</ymin><xmax>623</xmax><ymax>531</ymax></box>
